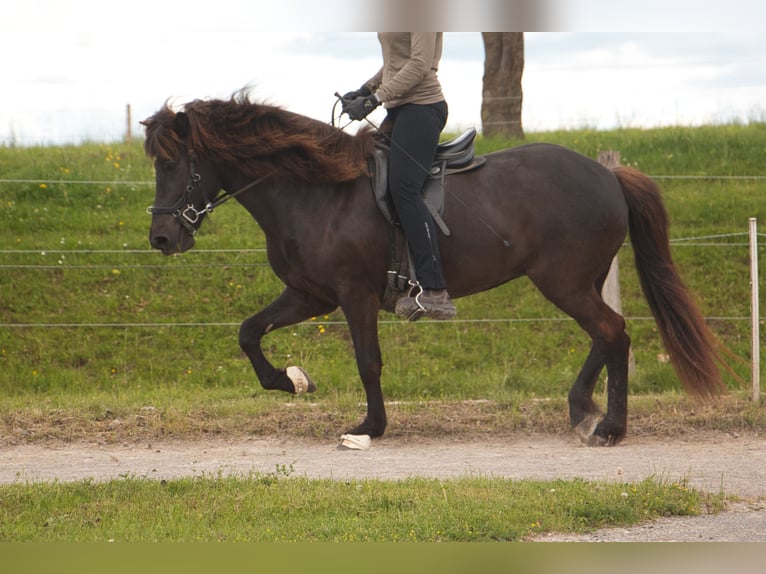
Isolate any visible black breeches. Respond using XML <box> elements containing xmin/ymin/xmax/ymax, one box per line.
<box><xmin>383</xmin><ymin>101</ymin><xmax>448</xmax><ymax>289</ymax></box>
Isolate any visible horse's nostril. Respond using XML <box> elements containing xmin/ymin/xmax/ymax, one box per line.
<box><xmin>150</xmin><ymin>234</ymin><xmax>169</xmax><ymax>251</ymax></box>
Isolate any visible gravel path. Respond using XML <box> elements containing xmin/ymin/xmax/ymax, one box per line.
<box><xmin>2</xmin><ymin>432</ymin><xmax>764</xmax><ymax>541</ymax></box>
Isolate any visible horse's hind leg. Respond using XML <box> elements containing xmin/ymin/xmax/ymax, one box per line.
<box><xmin>532</xmin><ymin>278</ymin><xmax>631</xmax><ymax>445</ymax></box>
<box><xmin>572</xmin><ymin>299</ymin><xmax>630</xmax><ymax>445</ymax></box>
<box><xmin>568</xmin><ymin>331</ymin><xmax>631</xmax><ymax>446</ymax></box>
<box><xmin>239</xmin><ymin>286</ymin><xmax>336</xmax><ymax>394</ymax></box>
<box><xmin>568</xmin><ymin>345</ymin><xmax>606</xmax><ymax>431</ymax></box>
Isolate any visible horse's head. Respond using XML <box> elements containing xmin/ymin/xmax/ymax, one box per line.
<box><xmin>142</xmin><ymin>107</ymin><xmax>222</xmax><ymax>255</ymax></box>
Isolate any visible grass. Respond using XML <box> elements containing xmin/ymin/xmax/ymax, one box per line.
<box><xmin>0</xmin><ymin>470</ymin><xmax>722</xmax><ymax>542</ymax></box>
<box><xmin>1</xmin><ymin>391</ymin><xmax>763</xmax><ymax>445</ymax></box>
<box><xmin>1</xmin><ymin>124</ymin><xmax>765</xmax><ymax>442</ymax></box>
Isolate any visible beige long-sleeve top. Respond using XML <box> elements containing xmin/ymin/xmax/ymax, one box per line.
<box><xmin>363</xmin><ymin>32</ymin><xmax>445</xmax><ymax>109</ymax></box>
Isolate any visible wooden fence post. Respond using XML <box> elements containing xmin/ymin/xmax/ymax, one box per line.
<box><xmin>750</xmin><ymin>217</ymin><xmax>761</xmax><ymax>403</ymax></box>
<box><xmin>125</xmin><ymin>104</ymin><xmax>132</xmax><ymax>143</ymax></box>
<box><xmin>598</xmin><ymin>150</ymin><xmax>636</xmax><ymax>376</ymax></box>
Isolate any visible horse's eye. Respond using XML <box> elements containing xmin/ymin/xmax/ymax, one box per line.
<box><xmin>161</xmin><ymin>161</ymin><xmax>178</xmax><ymax>173</ymax></box>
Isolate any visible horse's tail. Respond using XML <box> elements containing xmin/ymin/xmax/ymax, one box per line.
<box><xmin>613</xmin><ymin>166</ymin><xmax>728</xmax><ymax>398</ymax></box>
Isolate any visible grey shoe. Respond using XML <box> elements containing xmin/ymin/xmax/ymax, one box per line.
<box><xmin>395</xmin><ymin>288</ymin><xmax>456</xmax><ymax>321</ymax></box>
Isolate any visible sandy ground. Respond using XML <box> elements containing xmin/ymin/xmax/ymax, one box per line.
<box><xmin>2</xmin><ymin>431</ymin><xmax>764</xmax><ymax>541</ymax></box>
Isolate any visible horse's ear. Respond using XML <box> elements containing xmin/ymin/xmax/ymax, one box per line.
<box><xmin>173</xmin><ymin>112</ymin><xmax>191</xmax><ymax>139</ymax></box>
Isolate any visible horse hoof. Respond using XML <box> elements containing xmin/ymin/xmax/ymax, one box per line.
<box><xmin>574</xmin><ymin>414</ymin><xmax>600</xmax><ymax>445</ymax></box>
<box><xmin>286</xmin><ymin>366</ymin><xmax>316</xmax><ymax>395</ymax></box>
<box><xmin>339</xmin><ymin>434</ymin><xmax>371</xmax><ymax>450</ymax></box>
<box><xmin>585</xmin><ymin>433</ymin><xmax>609</xmax><ymax>447</ymax></box>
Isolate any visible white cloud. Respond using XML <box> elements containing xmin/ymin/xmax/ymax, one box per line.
<box><xmin>3</xmin><ymin>4</ymin><xmax>766</xmax><ymax>143</ymax></box>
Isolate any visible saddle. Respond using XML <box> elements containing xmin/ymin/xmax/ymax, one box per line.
<box><xmin>370</xmin><ymin>127</ymin><xmax>486</xmax><ymax>235</ymax></box>
<box><xmin>368</xmin><ymin>127</ymin><xmax>487</xmax><ymax>311</ymax></box>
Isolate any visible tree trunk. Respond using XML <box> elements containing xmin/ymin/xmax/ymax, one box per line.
<box><xmin>481</xmin><ymin>32</ymin><xmax>524</xmax><ymax>139</ymax></box>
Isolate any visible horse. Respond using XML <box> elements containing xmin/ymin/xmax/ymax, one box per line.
<box><xmin>142</xmin><ymin>94</ymin><xmax>728</xmax><ymax>446</ymax></box>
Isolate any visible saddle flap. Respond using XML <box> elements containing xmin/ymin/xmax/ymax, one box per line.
<box><xmin>370</xmin><ymin>148</ymin><xmax>396</xmax><ymax>226</ymax></box>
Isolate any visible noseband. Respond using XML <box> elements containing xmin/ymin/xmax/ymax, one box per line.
<box><xmin>145</xmin><ymin>150</ymin><xmax>210</xmax><ymax>236</ymax></box>
<box><xmin>146</xmin><ymin>150</ymin><xmax>273</xmax><ymax>237</ymax></box>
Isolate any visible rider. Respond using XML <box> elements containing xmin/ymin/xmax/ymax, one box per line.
<box><xmin>342</xmin><ymin>32</ymin><xmax>456</xmax><ymax>321</ymax></box>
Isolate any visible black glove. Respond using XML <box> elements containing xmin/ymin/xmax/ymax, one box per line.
<box><xmin>344</xmin><ymin>94</ymin><xmax>380</xmax><ymax>121</ymax></box>
<box><xmin>342</xmin><ymin>85</ymin><xmax>371</xmax><ymax>101</ymax></box>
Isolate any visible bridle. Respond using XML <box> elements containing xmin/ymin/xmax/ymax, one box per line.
<box><xmin>146</xmin><ymin>150</ymin><xmax>273</xmax><ymax>236</ymax></box>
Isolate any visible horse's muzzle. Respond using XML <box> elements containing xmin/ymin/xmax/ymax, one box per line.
<box><xmin>149</xmin><ymin>223</ymin><xmax>195</xmax><ymax>255</ymax></box>
<box><xmin>150</xmin><ymin>233</ymin><xmax>175</xmax><ymax>255</ymax></box>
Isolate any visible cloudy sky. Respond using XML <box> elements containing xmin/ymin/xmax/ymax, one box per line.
<box><xmin>3</xmin><ymin>1</ymin><xmax>765</xmax><ymax>144</ymax></box>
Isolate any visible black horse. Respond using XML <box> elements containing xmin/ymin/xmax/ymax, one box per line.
<box><xmin>143</xmin><ymin>95</ymin><xmax>727</xmax><ymax>446</ymax></box>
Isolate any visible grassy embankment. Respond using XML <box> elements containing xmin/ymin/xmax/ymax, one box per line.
<box><xmin>0</xmin><ymin>124</ymin><xmax>764</xmax><ymax>442</ymax></box>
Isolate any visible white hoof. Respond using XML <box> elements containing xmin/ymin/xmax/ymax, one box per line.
<box><xmin>286</xmin><ymin>366</ymin><xmax>316</xmax><ymax>395</ymax></box>
<box><xmin>339</xmin><ymin>434</ymin><xmax>371</xmax><ymax>450</ymax></box>
<box><xmin>574</xmin><ymin>414</ymin><xmax>601</xmax><ymax>446</ymax></box>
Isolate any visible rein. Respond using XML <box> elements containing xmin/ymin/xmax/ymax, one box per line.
<box><xmin>146</xmin><ymin>150</ymin><xmax>273</xmax><ymax>236</ymax></box>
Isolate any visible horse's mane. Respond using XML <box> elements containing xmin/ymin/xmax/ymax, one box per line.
<box><xmin>142</xmin><ymin>93</ymin><xmax>377</xmax><ymax>184</ymax></box>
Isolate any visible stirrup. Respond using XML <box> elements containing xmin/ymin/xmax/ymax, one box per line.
<box><xmin>406</xmin><ymin>281</ymin><xmax>427</xmax><ymax>322</ymax></box>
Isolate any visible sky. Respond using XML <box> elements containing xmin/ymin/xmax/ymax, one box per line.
<box><xmin>3</xmin><ymin>1</ymin><xmax>766</xmax><ymax>145</ymax></box>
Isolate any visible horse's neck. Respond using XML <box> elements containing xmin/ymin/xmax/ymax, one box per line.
<box><xmin>226</xmin><ymin>174</ymin><xmax>306</xmax><ymax>234</ymax></box>
<box><xmin>228</xmin><ymin>172</ymin><xmax>367</xmax><ymax>241</ymax></box>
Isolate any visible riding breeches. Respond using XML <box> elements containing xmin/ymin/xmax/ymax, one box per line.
<box><xmin>382</xmin><ymin>101</ymin><xmax>449</xmax><ymax>290</ymax></box>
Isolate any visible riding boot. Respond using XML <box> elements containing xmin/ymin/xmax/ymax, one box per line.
<box><xmin>395</xmin><ymin>285</ymin><xmax>456</xmax><ymax>321</ymax></box>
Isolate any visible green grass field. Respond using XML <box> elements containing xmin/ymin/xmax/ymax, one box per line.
<box><xmin>1</xmin><ymin>124</ymin><xmax>763</xmax><ymax>427</ymax></box>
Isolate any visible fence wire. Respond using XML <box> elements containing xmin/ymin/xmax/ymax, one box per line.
<box><xmin>1</xmin><ymin>175</ymin><xmax>763</xmax><ymax>329</ymax></box>
<box><xmin>4</xmin><ymin>174</ymin><xmax>766</xmax><ymax>187</ymax></box>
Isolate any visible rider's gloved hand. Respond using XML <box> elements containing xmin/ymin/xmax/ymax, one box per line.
<box><xmin>342</xmin><ymin>86</ymin><xmax>371</xmax><ymax>101</ymax></box>
<box><xmin>344</xmin><ymin>93</ymin><xmax>380</xmax><ymax>121</ymax></box>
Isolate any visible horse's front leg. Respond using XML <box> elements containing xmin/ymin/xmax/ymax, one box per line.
<box><xmin>340</xmin><ymin>292</ymin><xmax>387</xmax><ymax>438</ymax></box>
<box><xmin>239</xmin><ymin>287</ymin><xmax>336</xmax><ymax>394</ymax></box>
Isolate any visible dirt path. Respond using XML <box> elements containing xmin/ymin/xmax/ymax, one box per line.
<box><xmin>2</xmin><ymin>432</ymin><xmax>764</xmax><ymax>541</ymax></box>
